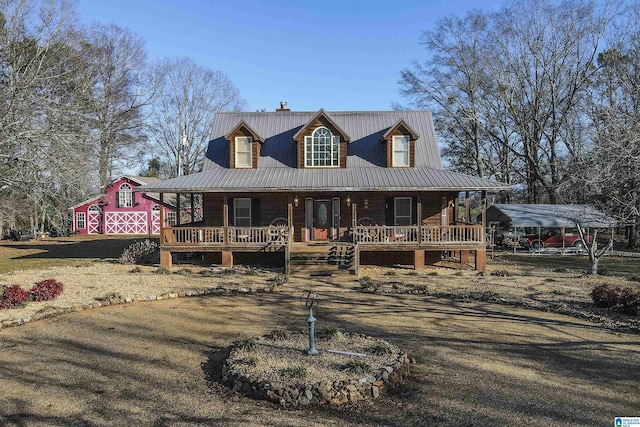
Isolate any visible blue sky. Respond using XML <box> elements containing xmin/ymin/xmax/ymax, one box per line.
<box><xmin>76</xmin><ymin>0</ymin><xmax>501</xmax><ymax>112</ymax></box>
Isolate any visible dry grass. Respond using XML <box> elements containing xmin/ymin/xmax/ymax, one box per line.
<box><xmin>230</xmin><ymin>331</ymin><xmax>400</xmax><ymax>384</ymax></box>
<box><xmin>0</xmin><ymin>263</ymin><xmax>275</xmax><ymax>323</ymax></box>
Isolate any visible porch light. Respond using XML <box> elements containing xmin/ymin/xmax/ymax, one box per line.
<box><xmin>363</xmin><ymin>199</ymin><xmax>369</xmax><ymax>209</ymax></box>
<box><xmin>346</xmin><ymin>195</ymin><xmax>351</xmax><ymax>207</ymax></box>
<box><xmin>294</xmin><ymin>196</ymin><xmax>299</xmax><ymax>207</ymax></box>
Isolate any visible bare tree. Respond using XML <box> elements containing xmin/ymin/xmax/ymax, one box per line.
<box><xmin>401</xmin><ymin>0</ymin><xmax>620</xmax><ymax>204</ymax></box>
<box><xmin>80</xmin><ymin>23</ymin><xmax>153</xmax><ymax>187</ymax></box>
<box><xmin>148</xmin><ymin>57</ymin><xmax>245</xmax><ymax>177</ymax></box>
<box><xmin>0</xmin><ymin>0</ymin><xmax>94</xmax><ymax>232</ymax></box>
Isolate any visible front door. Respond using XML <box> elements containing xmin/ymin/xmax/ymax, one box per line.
<box><xmin>314</xmin><ymin>200</ymin><xmax>330</xmax><ymax>240</ymax></box>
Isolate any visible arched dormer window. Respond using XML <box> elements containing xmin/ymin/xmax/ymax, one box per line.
<box><xmin>305</xmin><ymin>127</ymin><xmax>339</xmax><ymax>167</ymax></box>
<box><xmin>118</xmin><ymin>183</ymin><xmax>133</xmax><ymax>208</ymax></box>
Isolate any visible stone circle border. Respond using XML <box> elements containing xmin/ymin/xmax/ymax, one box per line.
<box><xmin>221</xmin><ymin>333</ymin><xmax>410</xmax><ymax>407</ymax></box>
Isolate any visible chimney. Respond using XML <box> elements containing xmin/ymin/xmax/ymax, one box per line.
<box><xmin>276</xmin><ymin>101</ymin><xmax>290</xmax><ymax>112</ymax></box>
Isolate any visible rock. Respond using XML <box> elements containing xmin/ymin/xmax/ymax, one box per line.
<box><xmin>304</xmin><ymin>389</ymin><xmax>313</xmax><ymax>400</ymax></box>
<box><xmin>371</xmin><ymin>385</ymin><xmax>380</xmax><ymax>398</ymax></box>
<box><xmin>300</xmin><ymin>396</ymin><xmax>310</xmax><ymax>405</ymax></box>
<box><xmin>283</xmin><ymin>391</ymin><xmax>292</xmax><ymax>403</ymax></box>
<box><xmin>125</xmin><ymin>297</ymin><xmax>133</xmax><ymax>303</ymax></box>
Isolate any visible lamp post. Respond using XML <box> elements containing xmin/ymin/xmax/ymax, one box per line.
<box><xmin>303</xmin><ymin>291</ymin><xmax>320</xmax><ymax>355</ymax></box>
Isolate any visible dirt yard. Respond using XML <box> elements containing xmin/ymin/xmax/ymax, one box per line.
<box><xmin>0</xmin><ymin>237</ymin><xmax>639</xmax><ymax>425</ymax></box>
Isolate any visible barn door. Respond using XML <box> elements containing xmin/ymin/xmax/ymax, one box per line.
<box><xmin>87</xmin><ymin>205</ymin><xmax>101</xmax><ymax>234</ymax></box>
<box><xmin>313</xmin><ymin>200</ymin><xmax>330</xmax><ymax>240</ymax></box>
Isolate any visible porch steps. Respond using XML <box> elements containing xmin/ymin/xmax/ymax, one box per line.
<box><xmin>289</xmin><ymin>244</ymin><xmax>355</xmax><ymax>277</ymax></box>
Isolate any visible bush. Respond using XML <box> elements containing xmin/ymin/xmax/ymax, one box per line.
<box><xmin>29</xmin><ymin>279</ymin><xmax>64</xmax><ymax>302</ymax></box>
<box><xmin>490</xmin><ymin>269</ymin><xmax>511</xmax><ymax>277</ymax></box>
<box><xmin>591</xmin><ymin>284</ymin><xmax>619</xmax><ymax>308</ymax></box>
<box><xmin>119</xmin><ymin>239</ymin><xmax>159</xmax><ymax>265</ymax></box>
<box><xmin>342</xmin><ymin>360</ymin><xmax>371</xmax><ymax>375</ymax></box>
<box><xmin>0</xmin><ymin>285</ymin><xmax>29</xmax><ymax>309</ymax></box>
<box><xmin>370</xmin><ymin>343</ymin><xmax>393</xmax><ymax>356</ymax></box>
<box><xmin>267</xmin><ymin>329</ymin><xmax>291</xmax><ymax>340</ymax></box>
<box><xmin>280</xmin><ymin>365</ymin><xmax>307</xmax><ymax>380</ymax></box>
<box><xmin>618</xmin><ymin>288</ymin><xmax>640</xmax><ymax>315</ymax></box>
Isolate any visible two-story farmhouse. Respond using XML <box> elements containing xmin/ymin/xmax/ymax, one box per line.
<box><xmin>138</xmin><ymin>105</ymin><xmax>509</xmax><ymax>274</ymax></box>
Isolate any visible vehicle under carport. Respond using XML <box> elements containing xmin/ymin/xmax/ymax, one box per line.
<box><xmin>486</xmin><ymin>204</ymin><xmax>617</xmax><ymax>253</ymax></box>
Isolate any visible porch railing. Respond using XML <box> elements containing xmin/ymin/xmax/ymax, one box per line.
<box><xmin>161</xmin><ymin>226</ymin><xmax>290</xmax><ymax>247</ymax></box>
<box><xmin>161</xmin><ymin>224</ymin><xmax>482</xmax><ymax>248</ymax></box>
<box><xmin>354</xmin><ymin>225</ymin><xmax>484</xmax><ymax>245</ymax></box>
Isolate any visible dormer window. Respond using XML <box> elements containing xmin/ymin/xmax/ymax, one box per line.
<box><xmin>392</xmin><ymin>136</ymin><xmax>410</xmax><ymax>167</ymax></box>
<box><xmin>305</xmin><ymin>127</ymin><xmax>339</xmax><ymax>167</ymax></box>
<box><xmin>382</xmin><ymin>119</ymin><xmax>419</xmax><ymax>168</ymax></box>
<box><xmin>235</xmin><ymin>136</ymin><xmax>253</xmax><ymax>168</ymax></box>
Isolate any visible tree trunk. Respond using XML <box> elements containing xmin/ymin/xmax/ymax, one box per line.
<box><xmin>628</xmin><ymin>223</ymin><xmax>637</xmax><ymax>249</ymax></box>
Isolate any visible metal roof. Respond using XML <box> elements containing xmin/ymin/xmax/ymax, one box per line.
<box><xmin>204</xmin><ymin>110</ymin><xmax>444</xmax><ymax>169</ymax></box>
<box><xmin>487</xmin><ymin>204</ymin><xmax>617</xmax><ymax>228</ymax></box>
<box><xmin>137</xmin><ymin>110</ymin><xmax>510</xmax><ymax>193</ymax></box>
<box><xmin>137</xmin><ymin>167</ymin><xmax>508</xmax><ymax>193</ymax></box>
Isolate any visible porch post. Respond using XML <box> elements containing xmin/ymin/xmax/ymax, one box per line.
<box><xmin>223</xmin><ymin>196</ymin><xmax>229</xmax><ymax>246</ymax></box>
<box><xmin>465</xmin><ymin>191</ymin><xmax>470</xmax><ymax>224</ymax></box>
<box><xmin>159</xmin><ymin>193</ymin><xmax>169</xmax><ymax>267</ymax></box>
<box><xmin>417</xmin><ymin>197</ymin><xmax>423</xmax><ymax>245</ymax></box>
<box><xmin>190</xmin><ymin>193</ymin><xmax>195</xmax><ymax>223</ymax></box>
<box><xmin>286</xmin><ymin>197</ymin><xmax>293</xmax><ymax>276</ymax></box>
<box><xmin>481</xmin><ymin>190</ymin><xmax>487</xmax><ymax>244</ymax></box>
<box><xmin>351</xmin><ymin>202</ymin><xmax>357</xmax><ymax>244</ymax></box>
<box><xmin>475</xmin><ymin>249</ymin><xmax>486</xmax><ymax>271</ymax></box>
<box><xmin>454</xmin><ymin>195</ymin><xmax>460</xmax><ymax>224</ymax></box>
<box><xmin>176</xmin><ymin>193</ymin><xmax>181</xmax><ymax>226</ymax></box>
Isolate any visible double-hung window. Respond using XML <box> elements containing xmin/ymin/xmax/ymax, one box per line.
<box><xmin>392</xmin><ymin>136</ymin><xmax>410</xmax><ymax>167</ymax></box>
<box><xmin>76</xmin><ymin>212</ymin><xmax>86</xmax><ymax>229</ymax></box>
<box><xmin>166</xmin><ymin>211</ymin><xmax>177</xmax><ymax>226</ymax></box>
<box><xmin>305</xmin><ymin>127</ymin><xmax>339</xmax><ymax>167</ymax></box>
<box><xmin>394</xmin><ymin>197</ymin><xmax>412</xmax><ymax>226</ymax></box>
<box><xmin>118</xmin><ymin>183</ymin><xmax>133</xmax><ymax>207</ymax></box>
<box><xmin>234</xmin><ymin>198</ymin><xmax>251</xmax><ymax>227</ymax></box>
<box><xmin>235</xmin><ymin>136</ymin><xmax>252</xmax><ymax>168</ymax></box>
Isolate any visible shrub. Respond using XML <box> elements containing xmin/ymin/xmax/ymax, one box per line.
<box><xmin>175</xmin><ymin>268</ymin><xmax>193</xmax><ymax>276</ymax></box>
<box><xmin>358</xmin><ymin>276</ymin><xmax>374</xmax><ymax>286</ymax></box>
<box><xmin>342</xmin><ymin>360</ymin><xmax>371</xmax><ymax>375</ymax></box>
<box><xmin>267</xmin><ymin>329</ymin><xmax>291</xmax><ymax>341</ymax></box>
<box><xmin>128</xmin><ymin>266</ymin><xmax>142</xmax><ymax>273</ymax></box>
<box><xmin>591</xmin><ymin>284</ymin><xmax>619</xmax><ymax>308</ymax></box>
<box><xmin>618</xmin><ymin>288</ymin><xmax>640</xmax><ymax>315</ymax></box>
<box><xmin>384</xmin><ymin>270</ymin><xmax>397</xmax><ymax>276</ymax></box>
<box><xmin>280</xmin><ymin>365</ymin><xmax>307</xmax><ymax>380</ymax></box>
<box><xmin>267</xmin><ymin>274</ymin><xmax>288</xmax><ymax>288</ymax></box>
<box><xmin>119</xmin><ymin>239</ymin><xmax>159</xmax><ymax>265</ymax></box>
<box><xmin>318</xmin><ymin>326</ymin><xmax>341</xmax><ymax>339</ymax></box>
<box><xmin>29</xmin><ymin>279</ymin><xmax>64</xmax><ymax>302</ymax></box>
<box><xmin>0</xmin><ymin>285</ymin><xmax>29</xmax><ymax>309</ymax></box>
<box><xmin>426</xmin><ymin>271</ymin><xmax>439</xmax><ymax>276</ymax></box>
<box><xmin>155</xmin><ymin>266</ymin><xmax>171</xmax><ymax>275</ymax></box>
<box><xmin>370</xmin><ymin>343</ymin><xmax>393</xmax><ymax>356</ymax></box>
<box><xmin>238</xmin><ymin>339</ymin><xmax>257</xmax><ymax>351</ymax></box>
<box><xmin>490</xmin><ymin>269</ymin><xmax>511</xmax><ymax>277</ymax></box>
<box><xmin>221</xmin><ymin>268</ymin><xmax>238</xmax><ymax>276</ymax></box>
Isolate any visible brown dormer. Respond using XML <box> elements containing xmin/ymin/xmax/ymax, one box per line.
<box><xmin>382</xmin><ymin>119</ymin><xmax>419</xmax><ymax>168</ymax></box>
<box><xmin>225</xmin><ymin>121</ymin><xmax>264</xmax><ymax>169</ymax></box>
<box><xmin>293</xmin><ymin>109</ymin><xmax>350</xmax><ymax>169</ymax></box>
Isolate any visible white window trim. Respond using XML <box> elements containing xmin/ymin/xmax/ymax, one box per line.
<box><xmin>235</xmin><ymin>136</ymin><xmax>253</xmax><ymax>168</ymax></box>
<box><xmin>118</xmin><ymin>183</ymin><xmax>133</xmax><ymax>207</ymax></box>
<box><xmin>394</xmin><ymin>197</ymin><xmax>412</xmax><ymax>226</ymax></box>
<box><xmin>304</xmin><ymin>127</ymin><xmax>339</xmax><ymax>168</ymax></box>
<box><xmin>234</xmin><ymin>198</ymin><xmax>252</xmax><ymax>227</ymax></box>
<box><xmin>76</xmin><ymin>212</ymin><xmax>86</xmax><ymax>229</ymax></box>
<box><xmin>166</xmin><ymin>211</ymin><xmax>177</xmax><ymax>226</ymax></box>
<box><xmin>392</xmin><ymin>135</ymin><xmax>410</xmax><ymax>167</ymax></box>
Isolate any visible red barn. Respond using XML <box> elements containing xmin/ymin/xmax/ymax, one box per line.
<box><xmin>71</xmin><ymin>176</ymin><xmax>177</xmax><ymax>235</ymax></box>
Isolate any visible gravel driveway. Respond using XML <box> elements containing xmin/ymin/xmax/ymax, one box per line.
<box><xmin>0</xmin><ymin>291</ymin><xmax>638</xmax><ymax>426</ymax></box>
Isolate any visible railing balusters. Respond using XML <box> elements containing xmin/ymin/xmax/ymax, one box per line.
<box><xmin>354</xmin><ymin>224</ymin><xmax>484</xmax><ymax>245</ymax></box>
